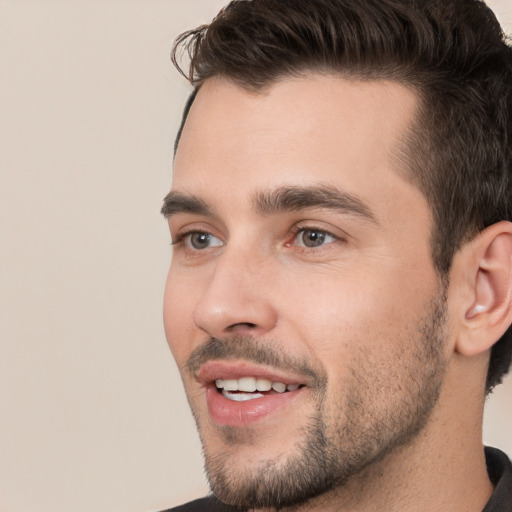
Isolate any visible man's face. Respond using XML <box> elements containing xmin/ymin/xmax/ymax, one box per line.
<box><xmin>164</xmin><ymin>76</ymin><xmax>450</xmax><ymax>509</ymax></box>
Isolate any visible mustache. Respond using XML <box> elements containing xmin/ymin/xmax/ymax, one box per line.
<box><xmin>186</xmin><ymin>336</ymin><xmax>325</xmax><ymax>386</ymax></box>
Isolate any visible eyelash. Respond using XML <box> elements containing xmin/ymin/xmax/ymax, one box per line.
<box><xmin>171</xmin><ymin>224</ymin><xmax>343</xmax><ymax>252</ymax></box>
<box><xmin>170</xmin><ymin>230</ymin><xmax>208</xmax><ymax>247</ymax></box>
<box><xmin>288</xmin><ymin>225</ymin><xmax>342</xmax><ymax>250</ymax></box>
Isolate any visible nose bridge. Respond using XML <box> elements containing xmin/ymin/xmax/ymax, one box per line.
<box><xmin>192</xmin><ymin>239</ymin><xmax>277</xmax><ymax>338</ymax></box>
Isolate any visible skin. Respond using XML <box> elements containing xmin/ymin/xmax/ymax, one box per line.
<box><xmin>163</xmin><ymin>75</ymin><xmax>496</xmax><ymax>511</ymax></box>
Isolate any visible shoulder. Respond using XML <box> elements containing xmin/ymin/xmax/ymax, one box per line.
<box><xmin>161</xmin><ymin>496</ymin><xmax>245</xmax><ymax>512</ymax></box>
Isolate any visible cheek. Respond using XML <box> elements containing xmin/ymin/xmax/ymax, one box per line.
<box><xmin>281</xmin><ymin>263</ymin><xmax>436</xmax><ymax>360</ymax></box>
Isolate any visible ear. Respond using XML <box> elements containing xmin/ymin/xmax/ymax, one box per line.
<box><xmin>452</xmin><ymin>221</ymin><xmax>512</xmax><ymax>357</ymax></box>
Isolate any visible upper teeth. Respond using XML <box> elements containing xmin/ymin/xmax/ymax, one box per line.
<box><xmin>215</xmin><ymin>377</ymin><xmax>299</xmax><ymax>393</ymax></box>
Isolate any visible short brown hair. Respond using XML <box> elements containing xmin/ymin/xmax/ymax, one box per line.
<box><xmin>172</xmin><ymin>0</ymin><xmax>512</xmax><ymax>392</ymax></box>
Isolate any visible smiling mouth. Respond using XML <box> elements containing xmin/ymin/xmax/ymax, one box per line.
<box><xmin>199</xmin><ymin>362</ymin><xmax>310</xmax><ymax>425</ymax></box>
<box><xmin>215</xmin><ymin>376</ymin><xmax>305</xmax><ymax>402</ymax></box>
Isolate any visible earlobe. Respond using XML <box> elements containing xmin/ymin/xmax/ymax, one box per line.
<box><xmin>455</xmin><ymin>222</ymin><xmax>512</xmax><ymax>357</ymax></box>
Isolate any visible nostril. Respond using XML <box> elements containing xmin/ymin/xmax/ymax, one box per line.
<box><xmin>228</xmin><ymin>322</ymin><xmax>257</xmax><ymax>331</ymax></box>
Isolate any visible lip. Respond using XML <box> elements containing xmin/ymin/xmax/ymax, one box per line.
<box><xmin>198</xmin><ymin>360</ymin><xmax>308</xmax><ymax>386</ymax></box>
<box><xmin>206</xmin><ymin>384</ymin><xmax>306</xmax><ymax>426</ymax></box>
<box><xmin>198</xmin><ymin>361</ymin><xmax>309</xmax><ymax>427</ymax></box>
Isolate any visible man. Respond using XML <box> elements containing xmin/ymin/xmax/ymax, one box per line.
<box><xmin>161</xmin><ymin>0</ymin><xmax>512</xmax><ymax>510</ymax></box>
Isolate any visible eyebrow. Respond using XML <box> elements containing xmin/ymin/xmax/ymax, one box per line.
<box><xmin>161</xmin><ymin>191</ymin><xmax>212</xmax><ymax>218</ymax></box>
<box><xmin>252</xmin><ymin>185</ymin><xmax>377</xmax><ymax>223</ymax></box>
<box><xmin>161</xmin><ymin>185</ymin><xmax>377</xmax><ymax>224</ymax></box>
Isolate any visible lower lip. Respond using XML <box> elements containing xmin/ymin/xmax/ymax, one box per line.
<box><xmin>206</xmin><ymin>386</ymin><xmax>305</xmax><ymax>427</ymax></box>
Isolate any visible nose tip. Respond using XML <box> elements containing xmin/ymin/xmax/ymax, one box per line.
<box><xmin>192</xmin><ymin>258</ymin><xmax>278</xmax><ymax>339</ymax></box>
<box><xmin>193</xmin><ymin>293</ymin><xmax>277</xmax><ymax>339</ymax></box>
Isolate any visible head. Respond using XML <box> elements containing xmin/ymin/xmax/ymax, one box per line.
<box><xmin>164</xmin><ymin>0</ymin><xmax>512</xmax><ymax>509</ymax></box>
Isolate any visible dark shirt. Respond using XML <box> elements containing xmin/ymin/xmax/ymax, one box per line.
<box><xmin>483</xmin><ymin>447</ymin><xmax>512</xmax><ymax>512</ymax></box>
<box><xmin>165</xmin><ymin>447</ymin><xmax>512</xmax><ymax>511</ymax></box>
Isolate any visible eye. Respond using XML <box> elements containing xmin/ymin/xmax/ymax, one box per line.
<box><xmin>180</xmin><ymin>231</ymin><xmax>223</xmax><ymax>250</ymax></box>
<box><xmin>293</xmin><ymin>228</ymin><xmax>337</xmax><ymax>248</ymax></box>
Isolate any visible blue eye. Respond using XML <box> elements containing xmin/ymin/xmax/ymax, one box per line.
<box><xmin>294</xmin><ymin>229</ymin><xmax>336</xmax><ymax>248</ymax></box>
<box><xmin>184</xmin><ymin>232</ymin><xmax>223</xmax><ymax>250</ymax></box>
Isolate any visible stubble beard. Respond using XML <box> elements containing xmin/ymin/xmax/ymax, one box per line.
<box><xmin>188</xmin><ymin>293</ymin><xmax>449</xmax><ymax>510</ymax></box>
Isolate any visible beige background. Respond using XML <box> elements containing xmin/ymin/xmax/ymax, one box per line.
<box><xmin>0</xmin><ymin>1</ymin><xmax>511</xmax><ymax>511</ymax></box>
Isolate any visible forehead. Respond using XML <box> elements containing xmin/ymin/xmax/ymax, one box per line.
<box><xmin>172</xmin><ymin>75</ymin><xmax>419</xmax><ymax>211</ymax></box>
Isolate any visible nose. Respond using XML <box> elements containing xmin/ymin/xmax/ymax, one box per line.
<box><xmin>192</xmin><ymin>247</ymin><xmax>278</xmax><ymax>339</ymax></box>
